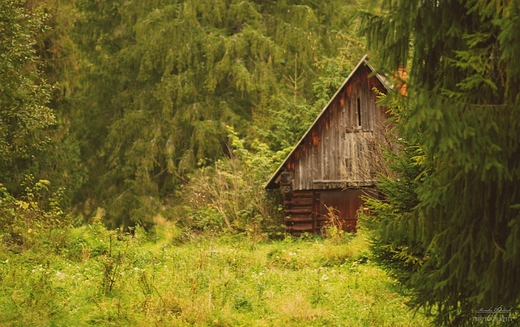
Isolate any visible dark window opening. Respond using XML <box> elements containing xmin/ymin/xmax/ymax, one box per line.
<box><xmin>357</xmin><ymin>97</ymin><xmax>362</xmax><ymax>127</ymax></box>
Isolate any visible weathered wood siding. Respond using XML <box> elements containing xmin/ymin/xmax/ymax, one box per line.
<box><xmin>267</xmin><ymin>58</ymin><xmax>390</xmax><ymax>235</ymax></box>
<box><xmin>284</xmin><ymin>65</ymin><xmax>388</xmax><ymax>191</ymax></box>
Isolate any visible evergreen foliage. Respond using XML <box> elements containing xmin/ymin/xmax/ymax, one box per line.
<box><xmin>359</xmin><ymin>104</ymin><xmax>427</xmax><ymax>286</ymax></box>
<box><xmin>70</xmin><ymin>0</ymin><xmax>365</xmax><ymax>227</ymax></box>
<box><xmin>360</xmin><ymin>0</ymin><xmax>520</xmax><ymax>325</ymax></box>
<box><xmin>0</xmin><ymin>0</ymin><xmax>369</xmax><ymax>232</ymax></box>
<box><xmin>34</xmin><ymin>0</ymin><xmax>88</xmax><ymax>206</ymax></box>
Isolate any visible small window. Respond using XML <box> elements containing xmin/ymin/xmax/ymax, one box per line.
<box><xmin>357</xmin><ymin>97</ymin><xmax>362</xmax><ymax>127</ymax></box>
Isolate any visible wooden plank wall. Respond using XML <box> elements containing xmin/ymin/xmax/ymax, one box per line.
<box><xmin>286</xmin><ymin>65</ymin><xmax>388</xmax><ymax>191</ymax></box>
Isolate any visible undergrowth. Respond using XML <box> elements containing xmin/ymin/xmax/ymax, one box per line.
<box><xmin>0</xmin><ymin>222</ymin><xmax>432</xmax><ymax>326</ymax></box>
<box><xmin>0</xmin><ymin>181</ymin><xmax>431</xmax><ymax>326</ymax></box>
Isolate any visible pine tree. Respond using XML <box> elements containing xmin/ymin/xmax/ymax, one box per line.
<box><xmin>360</xmin><ymin>0</ymin><xmax>520</xmax><ymax>325</ymax></box>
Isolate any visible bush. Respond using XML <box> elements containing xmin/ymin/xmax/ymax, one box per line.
<box><xmin>178</xmin><ymin>127</ymin><xmax>285</xmax><ymax>237</ymax></box>
<box><xmin>0</xmin><ymin>175</ymin><xmax>70</xmax><ymax>253</ymax></box>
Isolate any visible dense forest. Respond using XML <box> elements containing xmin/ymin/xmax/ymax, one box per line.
<box><xmin>1</xmin><ymin>0</ymin><xmax>520</xmax><ymax>326</ymax></box>
<box><xmin>1</xmin><ymin>0</ymin><xmax>370</xmax><ymax>229</ymax></box>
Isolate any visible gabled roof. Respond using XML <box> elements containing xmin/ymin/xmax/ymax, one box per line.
<box><xmin>265</xmin><ymin>55</ymin><xmax>390</xmax><ymax>189</ymax></box>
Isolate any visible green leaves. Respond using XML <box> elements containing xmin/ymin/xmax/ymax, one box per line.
<box><xmin>0</xmin><ymin>0</ymin><xmax>55</xmax><ymax>190</ymax></box>
<box><xmin>180</xmin><ymin>126</ymin><xmax>284</xmax><ymax>232</ymax></box>
<box><xmin>0</xmin><ymin>176</ymin><xmax>69</xmax><ymax>253</ymax></box>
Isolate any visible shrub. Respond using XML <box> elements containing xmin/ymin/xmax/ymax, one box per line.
<box><xmin>0</xmin><ymin>175</ymin><xmax>70</xmax><ymax>253</ymax></box>
<box><xmin>178</xmin><ymin>127</ymin><xmax>285</xmax><ymax>237</ymax></box>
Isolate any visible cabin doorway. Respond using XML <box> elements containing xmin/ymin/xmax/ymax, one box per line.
<box><xmin>317</xmin><ymin>189</ymin><xmax>364</xmax><ymax>233</ymax></box>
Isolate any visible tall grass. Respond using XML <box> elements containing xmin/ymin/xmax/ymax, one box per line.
<box><xmin>0</xmin><ymin>221</ymin><xmax>432</xmax><ymax>326</ymax></box>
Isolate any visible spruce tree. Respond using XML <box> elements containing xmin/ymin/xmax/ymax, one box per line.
<box><xmin>71</xmin><ymin>0</ymin><xmax>364</xmax><ymax>228</ymax></box>
<box><xmin>32</xmin><ymin>0</ymin><xmax>87</xmax><ymax>205</ymax></box>
<box><xmin>360</xmin><ymin>0</ymin><xmax>520</xmax><ymax>325</ymax></box>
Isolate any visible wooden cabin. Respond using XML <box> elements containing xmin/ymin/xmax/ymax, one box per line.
<box><xmin>265</xmin><ymin>55</ymin><xmax>391</xmax><ymax>235</ymax></box>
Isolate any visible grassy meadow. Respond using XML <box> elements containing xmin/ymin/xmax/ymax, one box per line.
<box><xmin>0</xmin><ymin>220</ymin><xmax>432</xmax><ymax>327</ymax></box>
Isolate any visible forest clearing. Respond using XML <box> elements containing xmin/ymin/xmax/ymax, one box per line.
<box><xmin>2</xmin><ymin>0</ymin><xmax>520</xmax><ymax>325</ymax></box>
<box><xmin>0</xmin><ymin>221</ymin><xmax>432</xmax><ymax>327</ymax></box>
